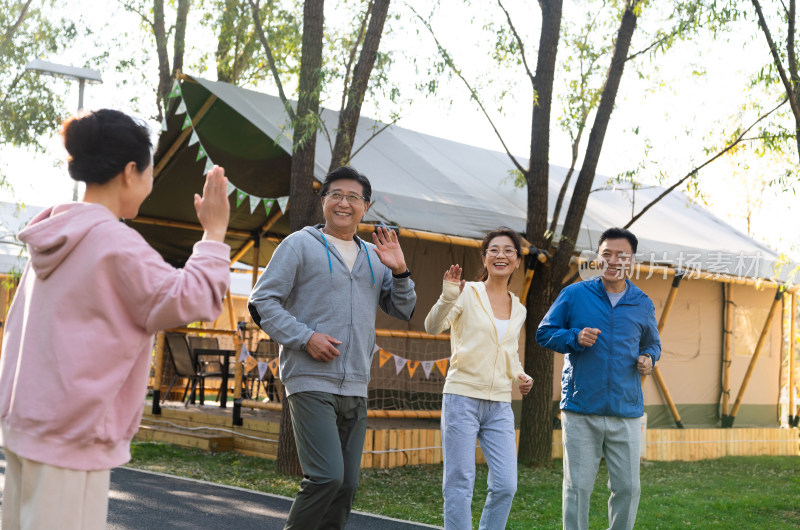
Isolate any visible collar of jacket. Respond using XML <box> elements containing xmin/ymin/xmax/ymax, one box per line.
<box><xmin>309</xmin><ymin>224</ymin><xmax>376</xmax><ymax>284</ymax></box>
<box><xmin>586</xmin><ymin>276</ymin><xmax>641</xmax><ymax>305</ymax></box>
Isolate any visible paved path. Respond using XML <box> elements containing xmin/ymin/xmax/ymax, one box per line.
<box><xmin>0</xmin><ymin>450</ymin><xmax>441</xmax><ymax>529</ymax></box>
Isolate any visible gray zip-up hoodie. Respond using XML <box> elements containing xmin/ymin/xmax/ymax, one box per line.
<box><xmin>248</xmin><ymin>225</ymin><xmax>416</xmax><ymax>397</ymax></box>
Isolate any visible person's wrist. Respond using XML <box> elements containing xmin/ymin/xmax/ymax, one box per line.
<box><xmin>392</xmin><ymin>267</ymin><xmax>411</xmax><ymax>278</ymax></box>
<box><xmin>202</xmin><ymin>228</ymin><xmax>227</xmax><ymax>242</ymax></box>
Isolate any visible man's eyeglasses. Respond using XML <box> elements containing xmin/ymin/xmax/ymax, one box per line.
<box><xmin>485</xmin><ymin>248</ymin><xmax>518</xmax><ymax>258</ymax></box>
<box><xmin>324</xmin><ymin>191</ymin><xmax>367</xmax><ymax>205</ymax></box>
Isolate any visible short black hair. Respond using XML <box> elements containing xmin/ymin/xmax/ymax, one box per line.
<box><xmin>320</xmin><ymin>166</ymin><xmax>372</xmax><ymax>202</ymax></box>
<box><xmin>61</xmin><ymin>109</ymin><xmax>152</xmax><ymax>185</ymax></box>
<box><xmin>598</xmin><ymin>227</ymin><xmax>638</xmax><ymax>254</ymax></box>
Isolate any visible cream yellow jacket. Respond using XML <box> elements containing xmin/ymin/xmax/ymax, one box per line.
<box><xmin>425</xmin><ymin>280</ymin><xmax>528</xmax><ymax>402</ymax></box>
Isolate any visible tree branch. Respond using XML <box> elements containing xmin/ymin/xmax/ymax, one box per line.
<box><xmin>751</xmin><ymin>0</ymin><xmax>800</xmax><ymax>124</ymax></box>
<box><xmin>627</xmin><ymin>18</ymin><xmax>690</xmax><ymax>62</ymax></box>
<box><xmin>787</xmin><ymin>0</ymin><xmax>798</xmax><ymax>85</ymax></box>
<box><xmin>116</xmin><ymin>0</ymin><xmax>154</xmax><ymax>30</ymax></box>
<box><xmin>0</xmin><ymin>0</ymin><xmax>34</xmax><ymax>57</ymax></box>
<box><xmin>349</xmin><ymin>116</ymin><xmax>401</xmax><ymax>161</ymax></box>
<box><xmin>409</xmin><ymin>4</ymin><xmax>525</xmax><ymax>174</ymax></box>
<box><xmin>339</xmin><ymin>1</ymin><xmax>372</xmax><ymax>115</ymax></box>
<box><xmin>624</xmin><ymin>97</ymin><xmax>788</xmax><ymax>229</ymax></box>
<box><xmin>497</xmin><ymin>0</ymin><xmax>534</xmax><ymax>83</ymax></box>
<box><xmin>249</xmin><ymin>0</ymin><xmax>296</xmax><ymax>122</ymax></box>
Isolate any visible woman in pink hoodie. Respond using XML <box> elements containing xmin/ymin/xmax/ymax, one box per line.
<box><xmin>0</xmin><ymin>109</ymin><xmax>231</xmax><ymax>529</ymax></box>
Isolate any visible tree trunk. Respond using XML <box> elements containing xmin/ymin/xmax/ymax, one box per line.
<box><xmin>216</xmin><ymin>0</ymin><xmax>241</xmax><ymax>83</ymax></box>
<box><xmin>557</xmin><ymin>2</ymin><xmax>640</xmax><ymax>262</ymax></box>
<box><xmin>518</xmin><ymin>0</ymin><xmax>563</xmax><ymax>467</ymax></box>
<box><xmin>288</xmin><ymin>0</ymin><xmax>324</xmax><ymax>233</ymax></box>
<box><xmin>329</xmin><ymin>0</ymin><xmax>390</xmax><ymax>169</ymax></box>
<box><xmin>153</xmin><ymin>0</ymin><xmax>171</xmax><ymax>121</ymax></box>
<box><xmin>520</xmin><ymin>1</ymin><xmax>641</xmax><ymax>466</ymax></box>
<box><xmin>172</xmin><ymin>0</ymin><xmax>190</xmax><ymax>77</ymax></box>
<box><xmin>276</xmin><ymin>0</ymin><xmax>325</xmax><ymax>477</ymax></box>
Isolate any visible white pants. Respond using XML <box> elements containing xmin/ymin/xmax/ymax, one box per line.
<box><xmin>2</xmin><ymin>448</ymin><xmax>110</xmax><ymax>530</ymax></box>
<box><xmin>561</xmin><ymin>411</ymin><xmax>641</xmax><ymax>530</ymax></box>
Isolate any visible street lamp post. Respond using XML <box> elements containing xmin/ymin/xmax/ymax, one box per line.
<box><xmin>25</xmin><ymin>59</ymin><xmax>103</xmax><ymax>201</ymax></box>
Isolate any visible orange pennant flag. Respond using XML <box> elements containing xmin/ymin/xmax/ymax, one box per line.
<box><xmin>435</xmin><ymin>358</ymin><xmax>450</xmax><ymax>377</ymax></box>
<box><xmin>407</xmin><ymin>360</ymin><xmax>419</xmax><ymax>379</ymax></box>
<box><xmin>269</xmin><ymin>358</ymin><xmax>279</xmax><ymax>377</ymax></box>
<box><xmin>378</xmin><ymin>349</ymin><xmax>392</xmax><ymax>368</ymax></box>
<box><xmin>244</xmin><ymin>354</ymin><xmax>258</xmax><ymax>374</ymax></box>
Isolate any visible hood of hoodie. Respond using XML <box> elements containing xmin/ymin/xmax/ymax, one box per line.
<box><xmin>18</xmin><ymin>203</ymin><xmax>118</xmax><ymax>280</ymax></box>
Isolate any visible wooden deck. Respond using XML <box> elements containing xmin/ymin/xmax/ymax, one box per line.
<box><xmin>137</xmin><ymin>402</ymin><xmax>799</xmax><ymax>467</ymax></box>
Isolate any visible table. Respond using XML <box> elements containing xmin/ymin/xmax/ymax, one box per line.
<box><xmin>192</xmin><ymin>348</ymin><xmax>236</xmax><ymax>408</ymax></box>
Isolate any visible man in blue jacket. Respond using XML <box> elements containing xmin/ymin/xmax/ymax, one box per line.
<box><xmin>249</xmin><ymin>167</ymin><xmax>416</xmax><ymax>529</ymax></box>
<box><xmin>537</xmin><ymin>227</ymin><xmax>660</xmax><ymax>530</ymax></box>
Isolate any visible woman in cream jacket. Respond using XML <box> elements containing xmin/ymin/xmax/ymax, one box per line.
<box><xmin>425</xmin><ymin>227</ymin><xmax>533</xmax><ymax>530</ymax></box>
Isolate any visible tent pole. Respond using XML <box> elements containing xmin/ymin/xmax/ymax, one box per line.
<box><xmin>721</xmin><ymin>284</ymin><xmax>734</xmax><ymax>425</ymax></box>
<box><xmin>231</xmin><ymin>320</ymin><xmax>245</xmax><ymax>426</ymax></box>
<box><xmin>0</xmin><ymin>278</ymin><xmax>10</xmax><ymax>358</ymax></box>
<box><xmin>357</xmin><ymin>223</ymin><xmax>547</xmax><ymax>260</ymax></box>
<box><xmin>226</xmin><ymin>288</ymin><xmax>236</xmax><ymax>330</ymax></box>
<box><xmin>789</xmin><ymin>292</ymin><xmax>796</xmax><ymax>426</ymax></box>
<box><xmin>251</xmin><ymin>235</ymin><xmax>261</xmax><ymax>289</ymax></box>
<box><xmin>521</xmin><ymin>270</ymin><xmax>534</xmax><ymax>303</ymax></box>
<box><xmin>643</xmin><ymin>272</ymin><xmax>684</xmax><ymax>428</ymax></box>
<box><xmin>230</xmin><ymin>240</ymin><xmax>255</xmax><ymax>264</ymax></box>
<box><xmin>151</xmin><ymin>332</ymin><xmax>166</xmax><ymax>414</ymax></box>
<box><xmin>131</xmin><ymin>216</ymin><xmax>253</xmax><ymax>239</ymax></box>
<box><xmin>728</xmin><ymin>289</ymin><xmax>783</xmax><ymax>426</ymax></box>
<box><xmin>154</xmin><ymin>94</ymin><xmax>218</xmax><ymax>179</ymax></box>
<box><xmin>230</xmin><ymin>209</ymin><xmax>285</xmax><ymax>265</ymax></box>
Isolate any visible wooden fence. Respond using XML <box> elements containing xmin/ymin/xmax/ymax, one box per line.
<box><xmin>137</xmin><ymin>406</ymin><xmax>798</xmax><ymax>467</ymax></box>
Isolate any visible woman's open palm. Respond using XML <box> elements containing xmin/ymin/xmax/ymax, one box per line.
<box><xmin>444</xmin><ymin>265</ymin><xmax>465</xmax><ymax>293</ymax></box>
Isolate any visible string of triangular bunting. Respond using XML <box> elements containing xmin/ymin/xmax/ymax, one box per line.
<box><xmin>374</xmin><ymin>344</ymin><xmax>450</xmax><ymax>379</ymax></box>
<box><xmin>165</xmin><ymin>80</ymin><xmax>288</xmax><ymax>216</ymax></box>
<box><xmin>234</xmin><ymin>342</ymin><xmax>450</xmax><ymax>381</ymax></box>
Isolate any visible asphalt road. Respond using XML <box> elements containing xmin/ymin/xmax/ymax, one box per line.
<box><xmin>0</xmin><ymin>450</ymin><xmax>442</xmax><ymax>529</ymax></box>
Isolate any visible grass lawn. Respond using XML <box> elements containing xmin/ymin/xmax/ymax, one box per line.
<box><xmin>127</xmin><ymin>442</ymin><xmax>799</xmax><ymax>528</ymax></box>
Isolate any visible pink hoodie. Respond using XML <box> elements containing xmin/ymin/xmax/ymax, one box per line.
<box><xmin>0</xmin><ymin>203</ymin><xmax>230</xmax><ymax>470</ymax></box>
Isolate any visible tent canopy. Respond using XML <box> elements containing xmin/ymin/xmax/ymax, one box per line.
<box><xmin>137</xmin><ymin>75</ymin><xmax>784</xmax><ymax>281</ymax></box>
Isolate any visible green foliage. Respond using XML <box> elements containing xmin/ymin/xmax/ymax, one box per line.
<box><xmin>127</xmin><ymin>443</ymin><xmax>800</xmax><ymax>528</ymax></box>
<box><xmin>0</xmin><ymin>0</ymin><xmax>76</xmax><ymax>149</ymax></box>
<box><xmin>202</xmin><ymin>0</ymin><xmax>301</xmax><ymax>86</ymax></box>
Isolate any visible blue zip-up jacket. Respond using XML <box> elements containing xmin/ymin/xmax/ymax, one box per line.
<box><xmin>536</xmin><ymin>277</ymin><xmax>660</xmax><ymax>418</ymax></box>
<box><xmin>248</xmin><ymin>225</ymin><xmax>416</xmax><ymax>398</ymax></box>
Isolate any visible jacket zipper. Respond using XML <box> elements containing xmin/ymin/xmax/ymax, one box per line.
<box><xmin>475</xmin><ymin>286</ymin><xmax>505</xmax><ymax>398</ymax></box>
<box><xmin>341</xmin><ymin>247</ymin><xmax>362</xmax><ymax>390</ymax></box>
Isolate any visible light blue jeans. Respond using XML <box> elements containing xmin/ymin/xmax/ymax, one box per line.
<box><xmin>441</xmin><ymin>393</ymin><xmax>518</xmax><ymax>530</ymax></box>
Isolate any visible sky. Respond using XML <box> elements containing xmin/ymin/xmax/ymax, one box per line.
<box><xmin>2</xmin><ymin>0</ymin><xmax>798</xmax><ymax>264</ymax></box>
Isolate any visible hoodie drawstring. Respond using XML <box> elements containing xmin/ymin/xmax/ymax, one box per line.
<box><xmin>361</xmin><ymin>239</ymin><xmax>376</xmax><ymax>284</ymax></box>
<box><xmin>319</xmin><ymin>230</ymin><xmax>375</xmax><ymax>284</ymax></box>
<box><xmin>320</xmin><ymin>232</ymin><xmax>334</xmax><ymax>275</ymax></box>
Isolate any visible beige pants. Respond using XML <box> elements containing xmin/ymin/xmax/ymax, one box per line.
<box><xmin>2</xmin><ymin>448</ymin><xmax>110</xmax><ymax>530</ymax></box>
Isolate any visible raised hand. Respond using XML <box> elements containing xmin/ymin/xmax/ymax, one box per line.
<box><xmin>195</xmin><ymin>165</ymin><xmax>230</xmax><ymax>243</ymax></box>
<box><xmin>444</xmin><ymin>264</ymin><xmax>465</xmax><ymax>293</ymax></box>
<box><xmin>372</xmin><ymin>226</ymin><xmax>407</xmax><ymax>275</ymax></box>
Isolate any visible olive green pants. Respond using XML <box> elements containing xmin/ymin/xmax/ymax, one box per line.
<box><xmin>284</xmin><ymin>391</ymin><xmax>367</xmax><ymax>530</ymax></box>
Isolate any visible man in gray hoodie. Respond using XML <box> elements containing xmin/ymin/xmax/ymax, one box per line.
<box><xmin>248</xmin><ymin>166</ymin><xmax>416</xmax><ymax>530</ymax></box>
